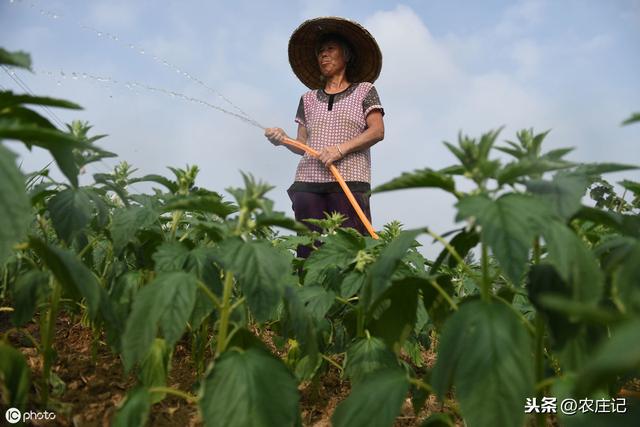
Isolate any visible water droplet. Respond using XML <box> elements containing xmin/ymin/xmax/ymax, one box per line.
<box><xmin>52</xmin><ymin>14</ymin><xmax>58</xmax><ymax>19</ymax></box>
<box><xmin>128</xmin><ymin>44</ymin><xmax>135</xmax><ymax>49</ymax></box>
<box><xmin>139</xmin><ymin>49</ymin><xmax>145</xmax><ymax>55</ymax></box>
<box><xmin>97</xmin><ymin>31</ymin><xmax>103</xmax><ymax>37</ymax></box>
<box><xmin>56</xmin><ymin>81</ymin><xmax>61</xmax><ymax>86</ymax></box>
<box><xmin>71</xmin><ymin>72</ymin><xmax>78</xmax><ymax>80</ymax></box>
<box><xmin>82</xmin><ymin>73</ymin><xmax>87</xmax><ymax>79</ymax></box>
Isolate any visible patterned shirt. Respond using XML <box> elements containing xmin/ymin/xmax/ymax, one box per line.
<box><xmin>290</xmin><ymin>82</ymin><xmax>384</xmax><ymax>193</ymax></box>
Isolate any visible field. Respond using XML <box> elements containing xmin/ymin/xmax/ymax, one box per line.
<box><xmin>1</xmin><ymin>47</ymin><xmax>640</xmax><ymax>427</ymax></box>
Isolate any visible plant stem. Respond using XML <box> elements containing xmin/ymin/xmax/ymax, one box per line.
<box><xmin>426</xmin><ymin>228</ymin><xmax>482</xmax><ymax>287</ymax></box>
<box><xmin>216</xmin><ymin>271</ymin><xmax>235</xmax><ymax>356</ymax></box>
<box><xmin>335</xmin><ymin>296</ymin><xmax>356</xmax><ymax>308</ymax></box>
<box><xmin>408</xmin><ymin>377</ymin><xmax>435</xmax><ymax>394</ymax></box>
<box><xmin>321</xmin><ymin>354</ymin><xmax>343</xmax><ymax>372</ymax></box>
<box><xmin>41</xmin><ymin>277</ymin><xmax>62</xmax><ymax>405</ymax></box>
<box><xmin>2</xmin><ymin>328</ymin><xmax>41</xmax><ymax>350</ymax></box>
<box><xmin>170</xmin><ymin>210</ymin><xmax>183</xmax><ymax>240</ymax></box>
<box><xmin>480</xmin><ymin>242</ymin><xmax>490</xmax><ymax>301</ymax></box>
<box><xmin>532</xmin><ymin>236</ymin><xmax>546</xmax><ymax>427</ymax></box>
<box><xmin>491</xmin><ymin>294</ymin><xmax>535</xmax><ymax>335</ymax></box>
<box><xmin>148</xmin><ymin>386</ymin><xmax>198</xmax><ymax>403</ymax></box>
<box><xmin>428</xmin><ymin>278</ymin><xmax>458</xmax><ymax>311</ymax></box>
<box><xmin>356</xmin><ymin>306</ymin><xmax>365</xmax><ymax>338</ymax></box>
<box><xmin>197</xmin><ymin>281</ymin><xmax>222</xmax><ymax>310</ymax></box>
<box><xmin>535</xmin><ymin>314</ymin><xmax>546</xmax><ymax>427</ymax></box>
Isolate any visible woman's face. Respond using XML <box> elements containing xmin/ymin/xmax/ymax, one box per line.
<box><xmin>317</xmin><ymin>41</ymin><xmax>347</xmax><ymax>78</ymax></box>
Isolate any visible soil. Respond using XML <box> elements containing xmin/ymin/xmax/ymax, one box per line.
<box><xmin>5</xmin><ymin>311</ymin><xmax>637</xmax><ymax>426</ymax></box>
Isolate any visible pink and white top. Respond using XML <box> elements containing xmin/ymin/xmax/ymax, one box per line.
<box><xmin>291</xmin><ymin>82</ymin><xmax>384</xmax><ymax>192</ymax></box>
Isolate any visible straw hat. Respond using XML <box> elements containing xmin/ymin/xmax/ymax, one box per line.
<box><xmin>288</xmin><ymin>16</ymin><xmax>382</xmax><ymax>89</ymax></box>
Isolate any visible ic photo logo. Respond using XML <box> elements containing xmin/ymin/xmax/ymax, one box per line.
<box><xmin>5</xmin><ymin>407</ymin><xmax>57</xmax><ymax>424</ymax></box>
<box><xmin>5</xmin><ymin>408</ymin><xmax>21</xmax><ymax>424</ymax></box>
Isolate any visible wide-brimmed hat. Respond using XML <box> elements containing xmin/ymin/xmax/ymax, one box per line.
<box><xmin>288</xmin><ymin>16</ymin><xmax>382</xmax><ymax>89</ymax></box>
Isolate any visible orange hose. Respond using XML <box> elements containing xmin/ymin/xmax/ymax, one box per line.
<box><xmin>281</xmin><ymin>137</ymin><xmax>379</xmax><ymax>239</ymax></box>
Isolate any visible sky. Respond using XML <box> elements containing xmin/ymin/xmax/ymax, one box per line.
<box><xmin>1</xmin><ymin>0</ymin><xmax>639</xmax><ymax>257</ymax></box>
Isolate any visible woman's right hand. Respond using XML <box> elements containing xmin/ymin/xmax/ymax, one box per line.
<box><xmin>264</xmin><ymin>127</ymin><xmax>287</xmax><ymax>146</ymax></box>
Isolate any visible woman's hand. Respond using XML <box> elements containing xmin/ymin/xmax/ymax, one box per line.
<box><xmin>318</xmin><ymin>145</ymin><xmax>344</xmax><ymax>167</ymax></box>
<box><xmin>264</xmin><ymin>127</ymin><xmax>287</xmax><ymax>146</ymax></box>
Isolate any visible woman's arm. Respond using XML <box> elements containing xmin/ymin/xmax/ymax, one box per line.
<box><xmin>317</xmin><ymin>111</ymin><xmax>385</xmax><ymax>167</ymax></box>
<box><xmin>264</xmin><ymin>124</ymin><xmax>307</xmax><ymax>156</ymax></box>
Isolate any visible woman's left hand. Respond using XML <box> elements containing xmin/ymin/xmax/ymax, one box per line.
<box><xmin>318</xmin><ymin>145</ymin><xmax>344</xmax><ymax>167</ymax></box>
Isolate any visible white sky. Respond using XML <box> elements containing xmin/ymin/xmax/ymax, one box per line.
<box><xmin>1</xmin><ymin>0</ymin><xmax>639</xmax><ymax>257</ymax></box>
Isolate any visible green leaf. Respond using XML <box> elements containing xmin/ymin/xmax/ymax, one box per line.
<box><xmin>526</xmin><ymin>173</ymin><xmax>589</xmax><ymax>219</ymax></box>
<box><xmin>283</xmin><ymin>286</ymin><xmax>319</xmax><ymax>362</ymax></box>
<box><xmin>542</xmin><ymin>221</ymin><xmax>604</xmax><ymax>304</ymax></box>
<box><xmin>344</xmin><ymin>336</ymin><xmax>398</xmax><ymax>384</ymax></box>
<box><xmin>152</xmin><ymin>242</ymin><xmax>190</xmax><ymax>272</ymax></box>
<box><xmin>431</xmin><ymin>228</ymin><xmax>479</xmax><ymax>272</ymax></box>
<box><xmin>304</xmin><ymin>229</ymin><xmax>365</xmax><ymax>285</ymax></box>
<box><xmin>456</xmin><ymin>194</ymin><xmax>552</xmax><ymax>285</ymax></box>
<box><xmin>0</xmin><ymin>91</ymin><xmax>81</xmax><ymax>109</ymax></box>
<box><xmin>110</xmin><ymin>205</ymin><xmax>158</xmax><ymax>254</ymax></box>
<box><xmin>297</xmin><ymin>285</ymin><xmax>336</xmax><ymax>322</ymax></box>
<box><xmin>217</xmin><ymin>238</ymin><xmax>292</xmax><ymax>322</ymax></box>
<box><xmin>200</xmin><ymin>347</ymin><xmax>300</xmax><ymax>427</ymax></box>
<box><xmin>423</xmin><ymin>275</ymin><xmax>456</xmax><ymax>328</ymax></box>
<box><xmin>367</xmin><ymin>278</ymin><xmax>423</xmax><ymax>353</ymax></box>
<box><xmin>28</xmin><ymin>238</ymin><xmax>111</xmax><ymax>322</ymax></box>
<box><xmin>11</xmin><ymin>270</ymin><xmax>50</xmax><ymax>326</ymax></box>
<box><xmin>129</xmin><ymin>174</ymin><xmax>178</xmax><ymax>193</ymax></box>
<box><xmin>47</xmin><ymin>187</ymin><xmax>93</xmax><ymax>243</ymax></box>
<box><xmin>0</xmin><ymin>144</ymin><xmax>30</xmax><ymax>265</ymax></box>
<box><xmin>575</xmin><ymin>319</ymin><xmax>640</xmax><ymax>396</ymax></box>
<box><xmin>432</xmin><ymin>300</ymin><xmax>534</xmax><ymax>427</ymax></box>
<box><xmin>254</xmin><ymin>211</ymin><xmax>307</xmax><ymax>232</ymax></box>
<box><xmin>109</xmin><ymin>271</ymin><xmax>143</xmax><ymax>323</ymax></box>
<box><xmin>186</xmin><ymin>247</ymin><xmax>223</xmax><ymax>328</ymax></box>
<box><xmin>0</xmin><ymin>342</ymin><xmax>31</xmax><ymax>408</ymax></box>
<box><xmin>572</xmin><ymin>206</ymin><xmax>640</xmax><ymax>238</ymax></box>
<box><xmin>363</xmin><ymin>229</ymin><xmax>423</xmax><ymax>309</ymax></box>
<box><xmin>497</xmin><ymin>158</ymin><xmax>573</xmax><ymax>185</ymax></box>
<box><xmin>158</xmin><ymin>273</ymin><xmax>198</xmax><ymax>347</ymax></box>
<box><xmin>572</xmin><ymin>162</ymin><xmax>638</xmax><ymax>177</ymax></box>
<box><xmin>612</xmin><ymin>240</ymin><xmax>640</xmax><ymax>314</ymax></box>
<box><xmin>112</xmin><ymin>387</ymin><xmax>151</xmax><ymax>427</ymax></box>
<box><xmin>0</xmin><ymin>121</ymin><xmax>92</xmax><ymax>187</ymax></box>
<box><xmin>527</xmin><ymin>264</ymin><xmax>580</xmax><ymax>349</ymax></box>
<box><xmin>372</xmin><ymin>168</ymin><xmax>456</xmax><ymax>195</ymax></box>
<box><xmin>0</xmin><ymin>48</ymin><xmax>31</xmax><ymax>69</ymax></box>
<box><xmin>621</xmin><ymin>112</ymin><xmax>640</xmax><ymax>126</ymax></box>
<box><xmin>332</xmin><ymin>367</ymin><xmax>409</xmax><ymax>427</ymax></box>
<box><xmin>121</xmin><ymin>272</ymin><xmax>197</xmax><ymax>370</ymax></box>
<box><xmin>162</xmin><ymin>193</ymin><xmax>237</xmax><ymax>218</ymax></box>
<box><xmin>340</xmin><ymin>270</ymin><xmax>366</xmax><ymax>298</ymax></box>
<box><xmin>139</xmin><ymin>338</ymin><xmax>172</xmax><ymax>404</ymax></box>
<box><xmin>620</xmin><ymin>179</ymin><xmax>640</xmax><ymax>196</ymax></box>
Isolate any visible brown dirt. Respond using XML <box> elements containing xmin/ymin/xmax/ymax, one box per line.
<box><xmin>1</xmin><ymin>312</ymin><xmax>458</xmax><ymax>426</ymax></box>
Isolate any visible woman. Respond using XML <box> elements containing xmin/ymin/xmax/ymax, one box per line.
<box><xmin>265</xmin><ymin>17</ymin><xmax>385</xmax><ymax>257</ymax></box>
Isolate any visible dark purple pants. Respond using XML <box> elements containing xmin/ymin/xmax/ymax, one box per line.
<box><xmin>288</xmin><ymin>190</ymin><xmax>372</xmax><ymax>258</ymax></box>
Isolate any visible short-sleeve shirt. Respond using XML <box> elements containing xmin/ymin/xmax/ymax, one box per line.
<box><xmin>289</xmin><ymin>82</ymin><xmax>384</xmax><ymax>193</ymax></box>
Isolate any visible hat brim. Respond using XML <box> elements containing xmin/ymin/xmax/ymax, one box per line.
<box><xmin>288</xmin><ymin>17</ymin><xmax>382</xmax><ymax>90</ymax></box>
